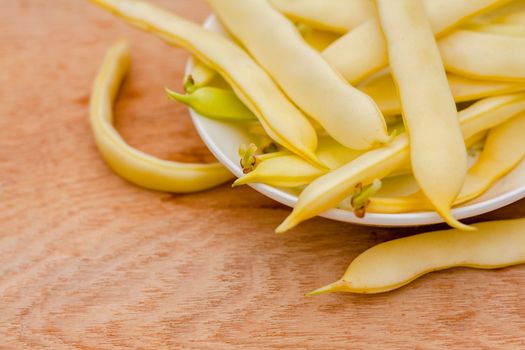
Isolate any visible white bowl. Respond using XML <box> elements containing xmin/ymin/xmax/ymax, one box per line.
<box><xmin>188</xmin><ymin>16</ymin><xmax>525</xmax><ymax>227</ymax></box>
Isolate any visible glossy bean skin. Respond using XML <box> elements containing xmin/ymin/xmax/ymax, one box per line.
<box><xmin>207</xmin><ymin>0</ymin><xmax>389</xmax><ymax>151</ymax></box>
<box><xmin>276</xmin><ymin>93</ymin><xmax>525</xmax><ymax>233</ymax></box>
<box><xmin>310</xmin><ymin>218</ymin><xmax>525</xmax><ymax>294</ymax></box>
<box><xmin>90</xmin><ymin>0</ymin><xmax>322</xmax><ymax>167</ymax></box>
<box><xmin>376</xmin><ymin>0</ymin><xmax>469</xmax><ymax>229</ymax></box>
<box><xmin>367</xmin><ymin>113</ymin><xmax>525</xmax><ymax>213</ymax></box>
<box><xmin>90</xmin><ymin>40</ymin><xmax>234</xmax><ymax>193</ymax></box>
<box><xmin>322</xmin><ymin>0</ymin><xmax>508</xmax><ymax>84</ymax></box>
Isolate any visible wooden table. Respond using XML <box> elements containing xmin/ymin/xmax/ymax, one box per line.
<box><xmin>2</xmin><ymin>1</ymin><xmax>525</xmax><ymax>348</ymax></box>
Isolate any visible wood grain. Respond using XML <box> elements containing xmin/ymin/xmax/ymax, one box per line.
<box><xmin>1</xmin><ymin>1</ymin><xmax>525</xmax><ymax>348</ymax></box>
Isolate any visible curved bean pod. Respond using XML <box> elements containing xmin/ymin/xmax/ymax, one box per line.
<box><xmin>90</xmin><ymin>0</ymin><xmax>322</xmax><ymax>167</ymax></box>
<box><xmin>207</xmin><ymin>0</ymin><xmax>389</xmax><ymax>150</ymax></box>
<box><xmin>368</xmin><ymin>112</ymin><xmax>525</xmax><ymax>213</ymax></box>
<box><xmin>276</xmin><ymin>92</ymin><xmax>525</xmax><ymax>233</ymax></box>
<box><xmin>90</xmin><ymin>40</ymin><xmax>233</xmax><ymax>192</ymax></box>
<box><xmin>309</xmin><ymin>218</ymin><xmax>525</xmax><ymax>294</ymax></box>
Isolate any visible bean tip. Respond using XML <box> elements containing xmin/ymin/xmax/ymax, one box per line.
<box><xmin>232</xmin><ymin>177</ymin><xmax>246</xmax><ymax>187</ymax></box>
<box><xmin>306</xmin><ymin>280</ymin><xmax>345</xmax><ymax>296</ymax></box>
<box><xmin>275</xmin><ymin>214</ymin><xmax>299</xmax><ymax>234</ymax></box>
<box><xmin>165</xmin><ymin>87</ymin><xmax>186</xmax><ymax>103</ymax></box>
<box><xmin>441</xmin><ymin>211</ymin><xmax>476</xmax><ymax>231</ymax></box>
<box><xmin>275</xmin><ymin>222</ymin><xmax>291</xmax><ymax>234</ymax></box>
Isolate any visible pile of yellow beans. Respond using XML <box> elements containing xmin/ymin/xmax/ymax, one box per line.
<box><xmin>89</xmin><ymin>0</ymin><xmax>525</xmax><ymax>294</ymax></box>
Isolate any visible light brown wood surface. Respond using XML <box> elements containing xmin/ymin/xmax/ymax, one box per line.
<box><xmin>2</xmin><ymin>1</ymin><xmax>525</xmax><ymax>349</ymax></box>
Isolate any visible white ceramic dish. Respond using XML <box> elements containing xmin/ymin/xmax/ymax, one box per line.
<box><xmin>188</xmin><ymin>15</ymin><xmax>525</xmax><ymax>227</ymax></box>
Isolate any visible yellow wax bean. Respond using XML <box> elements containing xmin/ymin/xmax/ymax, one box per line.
<box><xmin>234</xmin><ymin>138</ymin><xmax>363</xmax><ymax>188</ymax></box>
<box><xmin>276</xmin><ymin>92</ymin><xmax>525</xmax><ymax>233</ymax></box>
<box><xmin>377</xmin><ymin>0</ymin><xmax>468</xmax><ymax>229</ymax></box>
<box><xmin>360</xmin><ymin>72</ymin><xmax>525</xmax><ymax>117</ymax></box>
<box><xmin>269</xmin><ymin>0</ymin><xmax>374</xmax><ymax>34</ymax></box>
<box><xmin>439</xmin><ymin>30</ymin><xmax>525</xmax><ymax>81</ymax></box>
<box><xmin>90</xmin><ymin>0</ymin><xmax>321</xmax><ymax>167</ymax></box>
<box><xmin>323</xmin><ymin>0</ymin><xmax>508</xmax><ymax>84</ymax></box>
<box><xmin>233</xmin><ymin>155</ymin><xmax>326</xmax><ymax>188</ymax></box>
<box><xmin>309</xmin><ymin>218</ymin><xmax>525</xmax><ymax>295</ymax></box>
<box><xmin>90</xmin><ymin>40</ymin><xmax>233</xmax><ymax>192</ymax></box>
<box><xmin>448</xmin><ymin>74</ymin><xmax>525</xmax><ymax>100</ymax></box>
<box><xmin>276</xmin><ymin>136</ymin><xmax>410</xmax><ymax>233</ymax></box>
<box><xmin>368</xmin><ymin>113</ymin><xmax>525</xmax><ymax>213</ymax></box>
<box><xmin>460</xmin><ymin>93</ymin><xmax>525</xmax><ymax>139</ymax></box>
<box><xmin>207</xmin><ymin>0</ymin><xmax>389</xmax><ymax>150</ymax></box>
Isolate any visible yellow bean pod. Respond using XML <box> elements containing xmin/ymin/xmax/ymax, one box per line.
<box><xmin>448</xmin><ymin>74</ymin><xmax>525</xmax><ymax>101</ymax></box>
<box><xmin>323</xmin><ymin>0</ymin><xmax>508</xmax><ymax>84</ymax></box>
<box><xmin>368</xmin><ymin>112</ymin><xmax>525</xmax><ymax>213</ymax></box>
<box><xmin>378</xmin><ymin>0</ymin><xmax>468</xmax><ymax>230</ymax></box>
<box><xmin>234</xmin><ymin>155</ymin><xmax>325</xmax><ymax>188</ymax></box>
<box><xmin>234</xmin><ymin>138</ymin><xmax>363</xmax><ymax>188</ymax></box>
<box><xmin>360</xmin><ymin>72</ymin><xmax>525</xmax><ymax>117</ymax></box>
<box><xmin>207</xmin><ymin>0</ymin><xmax>389</xmax><ymax>150</ymax></box>
<box><xmin>439</xmin><ymin>30</ymin><xmax>525</xmax><ymax>81</ymax></box>
<box><xmin>276</xmin><ymin>92</ymin><xmax>525</xmax><ymax>233</ymax></box>
<box><xmin>276</xmin><ymin>135</ymin><xmax>410</xmax><ymax>233</ymax></box>
<box><xmin>269</xmin><ymin>0</ymin><xmax>374</xmax><ymax>34</ymax></box>
<box><xmin>90</xmin><ymin>0</ymin><xmax>321</xmax><ymax>167</ymax></box>
<box><xmin>309</xmin><ymin>218</ymin><xmax>525</xmax><ymax>295</ymax></box>
<box><xmin>461</xmin><ymin>94</ymin><xmax>525</xmax><ymax>138</ymax></box>
<box><xmin>90</xmin><ymin>39</ymin><xmax>233</xmax><ymax>192</ymax></box>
